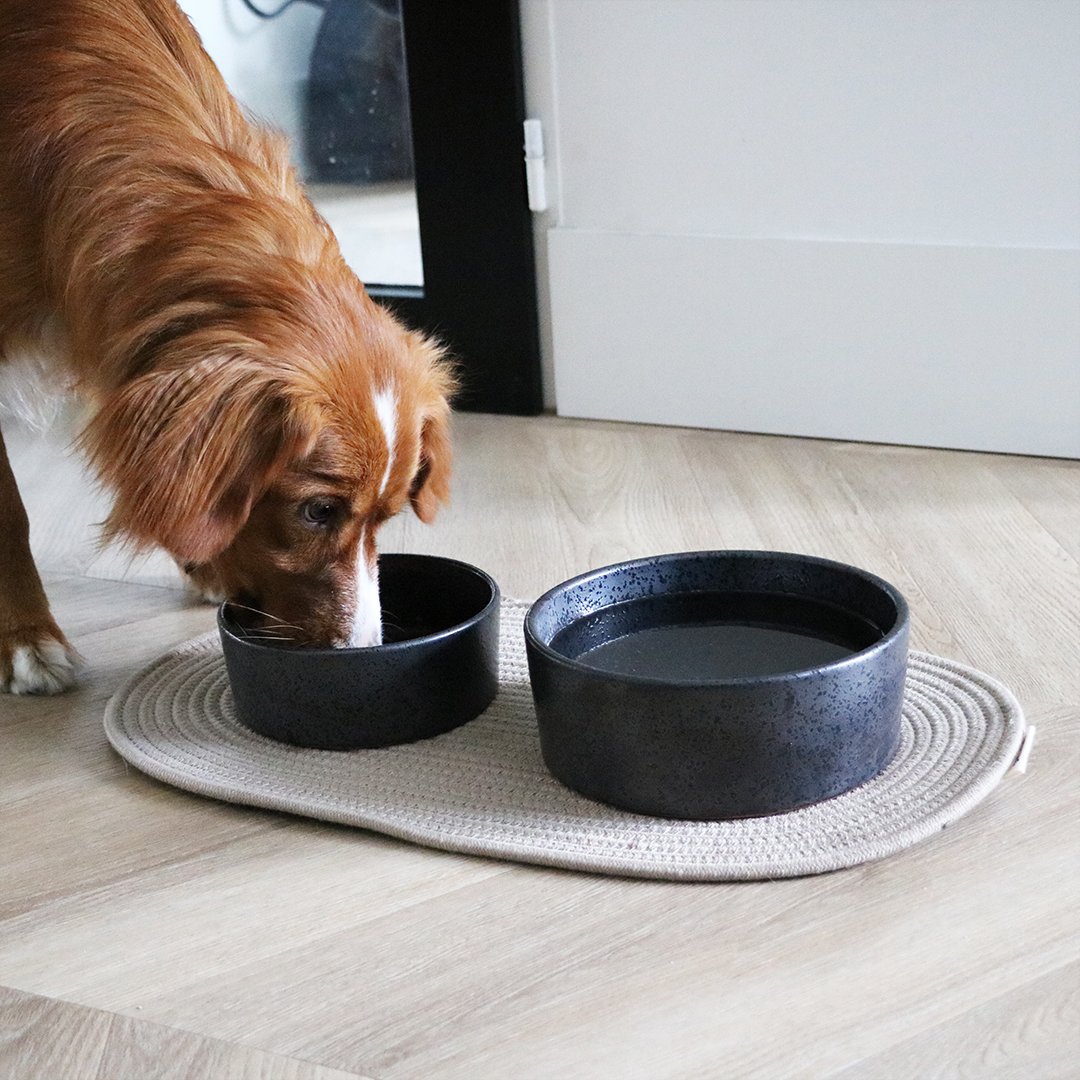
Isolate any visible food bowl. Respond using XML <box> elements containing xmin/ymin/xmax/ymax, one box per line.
<box><xmin>524</xmin><ymin>551</ymin><xmax>909</xmax><ymax>820</ymax></box>
<box><xmin>219</xmin><ymin>554</ymin><xmax>499</xmax><ymax>750</ymax></box>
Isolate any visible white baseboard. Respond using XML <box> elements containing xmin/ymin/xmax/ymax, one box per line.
<box><xmin>548</xmin><ymin>231</ymin><xmax>1079</xmax><ymax>458</ymax></box>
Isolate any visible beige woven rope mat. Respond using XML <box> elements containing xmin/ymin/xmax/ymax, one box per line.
<box><xmin>104</xmin><ymin>599</ymin><xmax>1027</xmax><ymax>881</ymax></box>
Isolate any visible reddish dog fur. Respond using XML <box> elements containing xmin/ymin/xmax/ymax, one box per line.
<box><xmin>0</xmin><ymin>0</ymin><xmax>455</xmax><ymax>693</ymax></box>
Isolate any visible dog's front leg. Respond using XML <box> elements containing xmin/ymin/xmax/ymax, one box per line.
<box><xmin>0</xmin><ymin>424</ymin><xmax>80</xmax><ymax>693</ymax></box>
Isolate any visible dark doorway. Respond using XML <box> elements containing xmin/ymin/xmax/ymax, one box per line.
<box><xmin>382</xmin><ymin>0</ymin><xmax>543</xmax><ymax>415</ymax></box>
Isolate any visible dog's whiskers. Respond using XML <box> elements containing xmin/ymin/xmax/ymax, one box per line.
<box><xmin>226</xmin><ymin>602</ymin><xmax>306</xmax><ymax>637</ymax></box>
<box><xmin>227</xmin><ymin>601</ymin><xmax>298</xmax><ymax>626</ymax></box>
<box><xmin>379</xmin><ymin>607</ymin><xmax>409</xmax><ymax>643</ymax></box>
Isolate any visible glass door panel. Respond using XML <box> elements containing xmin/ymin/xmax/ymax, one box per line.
<box><xmin>180</xmin><ymin>0</ymin><xmax>423</xmax><ymax>291</ymax></box>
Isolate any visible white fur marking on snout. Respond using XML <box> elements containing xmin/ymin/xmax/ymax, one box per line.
<box><xmin>373</xmin><ymin>386</ymin><xmax>398</xmax><ymax>496</ymax></box>
<box><xmin>347</xmin><ymin>529</ymin><xmax>383</xmax><ymax>647</ymax></box>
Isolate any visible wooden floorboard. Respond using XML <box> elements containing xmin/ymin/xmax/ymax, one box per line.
<box><xmin>1</xmin><ymin>411</ymin><xmax>1077</xmax><ymax>1079</ymax></box>
<box><xmin>0</xmin><ymin>984</ymin><xmax>369</xmax><ymax>1080</ymax></box>
<box><xmin>826</xmin><ymin>961</ymin><xmax>1080</xmax><ymax>1080</ymax></box>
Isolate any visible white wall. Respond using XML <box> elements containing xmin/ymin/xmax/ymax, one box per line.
<box><xmin>521</xmin><ymin>0</ymin><xmax>1080</xmax><ymax>455</ymax></box>
<box><xmin>175</xmin><ymin>1</ymin><xmax>423</xmax><ymax>286</ymax></box>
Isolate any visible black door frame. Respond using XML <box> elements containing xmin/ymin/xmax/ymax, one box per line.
<box><xmin>367</xmin><ymin>0</ymin><xmax>543</xmax><ymax>416</ymax></box>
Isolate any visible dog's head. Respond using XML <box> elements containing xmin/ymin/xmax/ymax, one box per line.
<box><xmin>82</xmin><ymin>299</ymin><xmax>455</xmax><ymax>647</ymax></box>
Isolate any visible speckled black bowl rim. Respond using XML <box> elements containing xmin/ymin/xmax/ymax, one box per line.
<box><xmin>525</xmin><ymin>550</ymin><xmax>909</xmax><ymax>687</ymax></box>
<box><xmin>218</xmin><ymin>553</ymin><xmax>500</xmax><ymax>657</ymax></box>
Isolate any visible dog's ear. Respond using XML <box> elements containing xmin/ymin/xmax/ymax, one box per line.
<box><xmin>80</xmin><ymin>355</ymin><xmax>313</xmax><ymax>563</ymax></box>
<box><xmin>409</xmin><ymin>405</ymin><xmax>453</xmax><ymax>524</ymax></box>
<box><xmin>406</xmin><ymin>336</ymin><xmax>456</xmax><ymax>524</ymax></box>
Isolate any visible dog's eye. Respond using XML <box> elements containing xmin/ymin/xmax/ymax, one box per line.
<box><xmin>299</xmin><ymin>498</ymin><xmax>341</xmax><ymax>529</ymax></box>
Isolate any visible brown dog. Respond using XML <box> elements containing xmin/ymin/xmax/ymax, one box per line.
<box><xmin>0</xmin><ymin>0</ymin><xmax>455</xmax><ymax>693</ymax></box>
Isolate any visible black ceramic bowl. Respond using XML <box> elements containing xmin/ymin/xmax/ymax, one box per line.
<box><xmin>525</xmin><ymin>551</ymin><xmax>909</xmax><ymax>820</ymax></box>
<box><xmin>219</xmin><ymin>554</ymin><xmax>500</xmax><ymax>750</ymax></box>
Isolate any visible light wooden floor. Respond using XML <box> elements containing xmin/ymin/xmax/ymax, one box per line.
<box><xmin>2</xmin><ymin>410</ymin><xmax>1078</xmax><ymax>1080</ymax></box>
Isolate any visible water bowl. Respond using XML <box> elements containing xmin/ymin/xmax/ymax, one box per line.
<box><xmin>219</xmin><ymin>553</ymin><xmax>499</xmax><ymax>750</ymax></box>
<box><xmin>525</xmin><ymin>550</ymin><xmax>909</xmax><ymax>820</ymax></box>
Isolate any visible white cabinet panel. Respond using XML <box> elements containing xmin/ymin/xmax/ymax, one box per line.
<box><xmin>550</xmin><ymin>230</ymin><xmax>1080</xmax><ymax>458</ymax></box>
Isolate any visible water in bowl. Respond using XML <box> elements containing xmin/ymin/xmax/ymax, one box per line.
<box><xmin>578</xmin><ymin>622</ymin><xmax>856</xmax><ymax>679</ymax></box>
<box><xmin>553</xmin><ymin>591</ymin><xmax>882</xmax><ymax>681</ymax></box>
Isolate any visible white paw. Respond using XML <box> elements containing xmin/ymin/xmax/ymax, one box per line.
<box><xmin>7</xmin><ymin>640</ymin><xmax>81</xmax><ymax>695</ymax></box>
